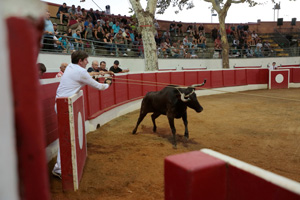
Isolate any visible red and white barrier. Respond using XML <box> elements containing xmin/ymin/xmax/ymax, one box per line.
<box><xmin>56</xmin><ymin>90</ymin><xmax>87</xmax><ymax>191</ymax></box>
<box><xmin>269</xmin><ymin>69</ymin><xmax>289</xmax><ymax>89</ymax></box>
<box><xmin>165</xmin><ymin>149</ymin><xmax>300</xmax><ymax>200</ymax></box>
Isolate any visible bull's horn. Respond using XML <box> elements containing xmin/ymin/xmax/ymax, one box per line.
<box><xmin>181</xmin><ymin>93</ymin><xmax>190</xmax><ymax>102</ymax></box>
<box><xmin>190</xmin><ymin>79</ymin><xmax>206</xmax><ymax>88</ymax></box>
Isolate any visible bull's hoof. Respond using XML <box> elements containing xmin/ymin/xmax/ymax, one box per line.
<box><xmin>153</xmin><ymin>127</ymin><xmax>156</xmax><ymax>132</ymax></box>
<box><xmin>132</xmin><ymin>130</ymin><xmax>137</xmax><ymax>134</ymax></box>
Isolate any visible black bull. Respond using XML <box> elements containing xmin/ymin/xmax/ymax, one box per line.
<box><xmin>132</xmin><ymin>80</ymin><xmax>206</xmax><ymax>147</ymax></box>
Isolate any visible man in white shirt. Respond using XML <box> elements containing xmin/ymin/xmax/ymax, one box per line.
<box><xmin>268</xmin><ymin>62</ymin><xmax>278</xmax><ymax>70</ymax></box>
<box><xmin>52</xmin><ymin>50</ymin><xmax>110</xmax><ymax>179</ymax></box>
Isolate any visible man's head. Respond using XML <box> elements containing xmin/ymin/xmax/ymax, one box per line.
<box><xmin>60</xmin><ymin>63</ymin><xmax>68</xmax><ymax>72</ymax></box>
<box><xmin>113</xmin><ymin>60</ymin><xmax>119</xmax><ymax>68</ymax></box>
<box><xmin>71</xmin><ymin>50</ymin><xmax>89</xmax><ymax>68</ymax></box>
<box><xmin>76</xmin><ymin>29</ymin><xmax>80</xmax><ymax>35</ymax></box>
<box><xmin>92</xmin><ymin>60</ymin><xmax>99</xmax><ymax>70</ymax></box>
<box><xmin>38</xmin><ymin>63</ymin><xmax>46</xmax><ymax>77</ymax></box>
<box><xmin>100</xmin><ymin>61</ymin><xmax>106</xmax><ymax>70</ymax></box>
<box><xmin>63</xmin><ymin>3</ymin><xmax>67</xmax><ymax>8</ymax></box>
<box><xmin>272</xmin><ymin>62</ymin><xmax>276</xmax><ymax>66</ymax></box>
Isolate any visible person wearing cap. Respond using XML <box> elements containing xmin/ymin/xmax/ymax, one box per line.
<box><xmin>109</xmin><ymin>60</ymin><xmax>129</xmax><ymax>73</ymax></box>
<box><xmin>52</xmin><ymin>51</ymin><xmax>110</xmax><ymax>179</ymax></box>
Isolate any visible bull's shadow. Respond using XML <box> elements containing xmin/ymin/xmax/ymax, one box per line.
<box><xmin>140</xmin><ymin>125</ymin><xmax>199</xmax><ymax>148</ymax></box>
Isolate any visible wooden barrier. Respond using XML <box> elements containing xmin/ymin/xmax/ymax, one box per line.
<box><xmin>165</xmin><ymin>149</ymin><xmax>300</xmax><ymax>200</ymax></box>
<box><xmin>268</xmin><ymin>69</ymin><xmax>289</xmax><ymax>89</ymax></box>
<box><xmin>57</xmin><ymin>90</ymin><xmax>87</xmax><ymax>191</ymax></box>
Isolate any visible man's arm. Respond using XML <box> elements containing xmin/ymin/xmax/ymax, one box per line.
<box><xmin>81</xmin><ymin>70</ymin><xmax>109</xmax><ymax>90</ymax></box>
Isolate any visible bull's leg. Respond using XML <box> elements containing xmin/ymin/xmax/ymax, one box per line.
<box><xmin>132</xmin><ymin>112</ymin><xmax>147</xmax><ymax>134</ymax></box>
<box><xmin>182</xmin><ymin>111</ymin><xmax>189</xmax><ymax>139</ymax></box>
<box><xmin>167</xmin><ymin>116</ymin><xmax>177</xmax><ymax>148</ymax></box>
<box><xmin>151</xmin><ymin>112</ymin><xmax>161</xmax><ymax>132</ymax></box>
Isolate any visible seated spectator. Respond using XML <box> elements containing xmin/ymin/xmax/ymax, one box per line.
<box><xmin>56</xmin><ymin>3</ymin><xmax>69</xmax><ymax>24</ymax></box>
<box><xmin>114</xmin><ymin>30</ymin><xmax>128</xmax><ymax>56</ymax></box>
<box><xmin>198</xmin><ymin>35</ymin><xmax>206</xmax><ymax>49</ymax></box>
<box><xmin>178</xmin><ymin>41</ymin><xmax>186</xmax><ymax>58</ymax></box>
<box><xmin>183</xmin><ymin>35</ymin><xmax>192</xmax><ymax>48</ymax></box>
<box><xmin>251</xmin><ymin>31</ymin><xmax>259</xmax><ymax>44</ymax></box>
<box><xmin>84</xmin><ymin>17</ymin><xmax>94</xmax><ymax>30</ymax></box>
<box><xmin>38</xmin><ymin>63</ymin><xmax>46</xmax><ymax>78</ymax></box>
<box><xmin>84</xmin><ymin>23</ymin><xmax>94</xmax><ymax>40</ymax></box>
<box><xmin>95</xmin><ymin>26</ymin><xmax>104</xmax><ymax>42</ymax></box>
<box><xmin>193</xmin><ymin>30</ymin><xmax>200</xmax><ymax>44</ymax></box>
<box><xmin>68</xmin><ymin>5</ymin><xmax>76</xmax><ymax>20</ymax></box>
<box><xmin>214</xmin><ymin>36</ymin><xmax>222</xmax><ymax>50</ymax></box>
<box><xmin>103</xmin><ymin>21</ymin><xmax>112</xmax><ymax>33</ymax></box>
<box><xmin>56</xmin><ymin>63</ymin><xmax>68</xmax><ymax>78</ymax></box>
<box><xmin>177</xmin><ymin>21</ymin><xmax>183</xmax><ymax>35</ymax></box>
<box><xmin>122</xmin><ymin>28</ymin><xmax>132</xmax><ymax>50</ymax></box>
<box><xmin>256</xmin><ymin>39</ymin><xmax>263</xmax><ymax>49</ymax></box>
<box><xmin>103</xmin><ymin>32</ymin><xmax>115</xmax><ymax>55</ymax></box>
<box><xmin>198</xmin><ymin>23</ymin><xmax>205</xmax><ymax>36</ymax></box>
<box><xmin>138</xmin><ymin>40</ymin><xmax>144</xmax><ymax>58</ymax></box>
<box><xmin>87</xmin><ymin>60</ymin><xmax>100</xmax><ymax>73</ymax></box>
<box><xmin>72</xmin><ymin>29</ymin><xmax>84</xmax><ymax>50</ymax></box>
<box><xmin>81</xmin><ymin>8</ymin><xmax>88</xmax><ymax>19</ymax></box>
<box><xmin>69</xmin><ymin>17</ymin><xmax>83</xmax><ymax>35</ymax></box>
<box><xmin>186</xmin><ymin>25</ymin><xmax>193</xmax><ymax>33</ymax></box>
<box><xmin>76</xmin><ymin>6</ymin><xmax>83</xmax><ymax>17</ymax></box>
<box><xmin>254</xmin><ymin>46</ymin><xmax>263</xmax><ymax>57</ymax></box>
<box><xmin>112</xmin><ymin>21</ymin><xmax>120</xmax><ymax>35</ymax></box>
<box><xmin>87</xmin><ymin>8</ymin><xmax>96</xmax><ymax>24</ymax></box>
<box><xmin>232</xmin><ymin>37</ymin><xmax>239</xmax><ymax>48</ymax></box>
<box><xmin>162</xmin><ymin>30</ymin><xmax>171</xmax><ymax>42</ymax></box>
<box><xmin>154</xmin><ymin>19</ymin><xmax>160</xmax><ymax>30</ymax></box>
<box><xmin>109</xmin><ymin>60</ymin><xmax>129</xmax><ymax>73</ymax></box>
<box><xmin>170</xmin><ymin>43</ymin><xmax>180</xmax><ymax>58</ymax></box>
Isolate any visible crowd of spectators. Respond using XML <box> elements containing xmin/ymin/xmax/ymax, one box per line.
<box><xmin>43</xmin><ymin>2</ymin><xmax>144</xmax><ymax>56</ymax></box>
<box><xmin>43</xmin><ymin>2</ymin><xmax>277</xmax><ymax>59</ymax></box>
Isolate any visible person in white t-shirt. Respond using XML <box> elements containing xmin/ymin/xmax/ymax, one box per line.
<box><xmin>268</xmin><ymin>62</ymin><xmax>278</xmax><ymax>70</ymax></box>
<box><xmin>52</xmin><ymin>50</ymin><xmax>110</xmax><ymax>179</ymax></box>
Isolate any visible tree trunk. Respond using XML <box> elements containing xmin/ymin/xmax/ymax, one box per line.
<box><xmin>218</xmin><ymin>15</ymin><xmax>230</xmax><ymax>69</ymax></box>
<box><xmin>129</xmin><ymin>0</ymin><xmax>158</xmax><ymax>71</ymax></box>
<box><xmin>139</xmin><ymin>16</ymin><xmax>158</xmax><ymax>71</ymax></box>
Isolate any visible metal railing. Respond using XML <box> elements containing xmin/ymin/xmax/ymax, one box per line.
<box><xmin>40</xmin><ymin>34</ymin><xmax>300</xmax><ymax>59</ymax></box>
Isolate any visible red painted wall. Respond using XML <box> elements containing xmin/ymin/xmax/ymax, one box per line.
<box><xmin>41</xmin><ymin>68</ymin><xmax>300</xmax><ymax>147</ymax></box>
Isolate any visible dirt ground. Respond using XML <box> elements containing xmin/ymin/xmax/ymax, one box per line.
<box><xmin>49</xmin><ymin>88</ymin><xmax>300</xmax><ymax>200</ymax></box>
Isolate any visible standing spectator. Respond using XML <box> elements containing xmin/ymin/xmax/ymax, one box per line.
<box><xmin>268</xmin><ymin>62</ymin><xmax>278</xmax><ymax>70</ymax></box>
<box><xmin>154</xmin><ymin>19</ymin><xmax>160</xmax><ymax>30</ymax></box>
<box><xmin>56</xmin><ymin>2</ymin><xmax>69</xmax><ymax>24</ymax></box>
<box><xmin>214</xmin><ymin>36</ymin><xmax>222</xmax><ymax>50</ymax></box>
<box><xmin>254</xmin><ymin>46</ymin><xmax>263</xmax><ymax>57</ymax></box>
<box><xmin>87</xmin><ymin>60</ymin><xmax>101</xmax><ymax>74</ymax></box>
<box><xmin>52</xmin><ymin>51</ymin><xmax>110</xmax><ymax>179</ymax></box>
<box><xmin>211</xmin><ymin>27</ymin><xmax>218</xmax><ymax>42</ymax></box>
<box><xmin>109</xmin><ymin>60</ymin><xmax>129</xmax><ymax>73</ymax></box>
<box><xmin>103</xmin><ymin>21</ymin><xmax>112</xmax><ymax>33</ymax></box>
<box><xmin>177</xmin><ymin>21</ymin><xmax>183</xmax><ymax>35</ymax></box>
<box><xmin>186</xmin><ymin>24</ymin><xmax>193</xmax><ymax>33</ymax></box>
<box><xmin>56</xmin><ymin>63</ymin><xmax>68</xmax><ymax>78</ymax></box>
<box><xmin>43</xmin><ymin>10</ymin><xmax>55</xmax><ymax>50</ymax></box>
<box><xmin>251</xmin><ymin>31</ymin><xmax>259</xmax><ymax>44</ymax></box>
<box><xmin>99</xmin><ymin>61</ymin><xmax>114</xmax><ymax>75</ymax></box>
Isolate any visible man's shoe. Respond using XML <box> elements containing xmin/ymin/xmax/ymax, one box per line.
<box><xmin>52</xmin><ymin>170</ymin><xmax>62</xmax><ymax>179</ymax></box>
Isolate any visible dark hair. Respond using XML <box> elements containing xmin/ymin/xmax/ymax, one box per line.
<box><xmin>100</xmin><ymin>61</ymin><xmax>106</xmax><ymax>65</ymax></box>
<box><xmin>71</xmin><ymin>50</ymin><xmax>89</xmax><ymax>64</ymax></box>
<box><xmin>38</xmin><ymin>63</ymin><xmax>46</xmax><ymax>73</ymax></box>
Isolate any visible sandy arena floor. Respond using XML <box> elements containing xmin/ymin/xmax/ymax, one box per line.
<box><xmin>49</xmin><ymin>88</ymin><xmax>300</xmax><ymax>200</ymax></box>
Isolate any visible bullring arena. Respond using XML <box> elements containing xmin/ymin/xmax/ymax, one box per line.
<box><xmin>1</xmin><ymin>1</ymin><xmax>300</xmax><ymax>200</ymax></box>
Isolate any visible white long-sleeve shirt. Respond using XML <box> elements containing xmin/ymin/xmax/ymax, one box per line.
<box><xmin>56</xmin><ymin>63</ymin><xmax>109</xmax><ymax>98</ymax></box>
